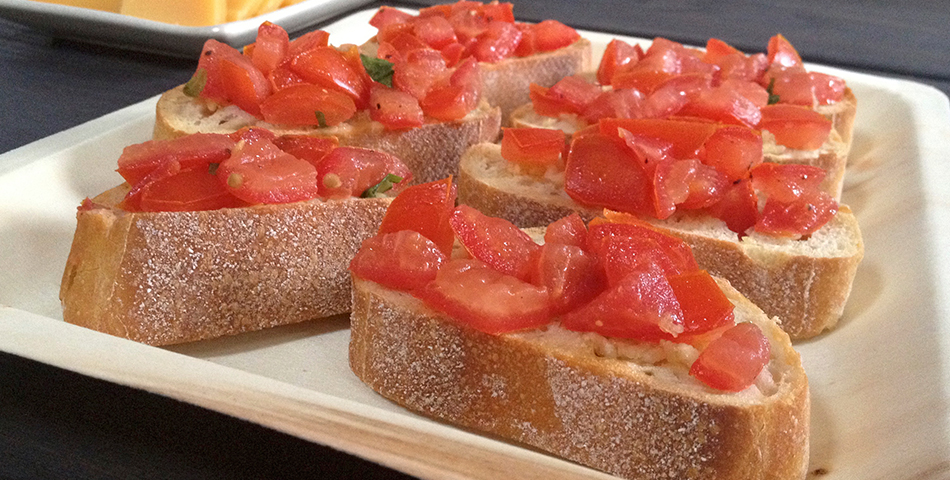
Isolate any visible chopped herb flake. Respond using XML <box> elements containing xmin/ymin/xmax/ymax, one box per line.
<box><xmin>315</xmin><ymin>111</ymin><xmax>328</xmax><ymax>128</ymax></box>
<box><xmin>766</xmin><ymin>77</ymin><xmax>781</xmax><ymax>105</ymax></box>
<box><xmin>361</xmin><ymin>173</ymin><xmax>404</xmax><ymax>198</ymax></box>
<box><xmin>183</xmin><ymin>69</ymin><xmax>208</xmax><ymax>98</ymax></box>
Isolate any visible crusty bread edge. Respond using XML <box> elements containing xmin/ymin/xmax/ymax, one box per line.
<box><xmin>60</xmin><ymin>184</ymin><xmax>392</xmax><ymax>345</ymax></box>
<box><xmin>349</xmin><ymin>276</ymin><xmax>809</xmax><ymax>480</ymax></box>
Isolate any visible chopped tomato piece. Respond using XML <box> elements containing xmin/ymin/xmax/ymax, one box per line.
<box><xmin>412</xmin><ymin>15</ymin><xmax>458</xmax><ymax>50</ymax></box>
<box><xmin>547</xmin><ymin>76</ymin><xmax>603</xmax><ymax>114</ymax></box>
<box><xmin>471</xmin><ymin>20</ymin><xmax>522</xmax><ymax>63</ymax></box>
<box><xmin>705</xmin><ymin>178</ymin><xmax>758</xmax><ymax>235</ymax></box>
<box><xmin>689</xmin><ymin>322</ymin><xmax>770</xmax><ymax>392</ymax></box>
<box><xmin>259</xmin><ymin>83</ymin><xmax>357</xmax><ymax>127</ymax></box>
<box><xmin>561</xmin><ymin>269</ymin><xmax>685</xmax><ymax>341</ymax></box>
<box><xmin>543</xmin><ymin>212</ymin><xmax>588</xmax><ymax>247</ymax></box>
<box><xmin>420</xmin><ymin>57</ymin><xmax>480</xmax><ymax>121</ymax></box>
<box><xmin>597</xmin><ymin>38</ymin><xmax>643</xmax><ymax>85</ymax></box>
<box><xmin>593</xmin><ymin>213</ymin><xmax>700</xmax><ymax>272</ymax></box>
<box><xmin>678</xmin><ymin>82</ymin><xmax>762</xmax><ymax>127</ymax></box>
<box><xmin>377</xmin><ymin>177</ymin><xmax>457</xmax><ymax>254</ymax></box>
<box><xmin>217</xmin><ymin>135</ymin><xmax>319</xmax><ymax>204</ymax></box>
<box><xmin>289</xmin><ymin>45</ymin><xmax>371</xmax><ymax>108</ymax></box>
<box><xmin>500</xmin><ymin>127</ymin><xmax>566</xmax><ymax>168</ymax></box>
<box><xmin>531</xmin><ymin>243</ymin><xmax>604</xmax><ymax>314</ymax></box>
<box><xmin>418</xmin><ymin>259</ymin><xmax>552</xmax><ymax>334</ymax></box>
<box><xmin>767</xmin><ymin>34</ymin><xmax>802</xmax><ymax>69</ymax></box>
<box><xmin>703</xmin><ymin>38</ymin><xmax>767</xmax><ymax>82</ymax></box>
<box><xmin>661</xmin><ymin>158</ymin><xmax>728</xmax><ymax>210</ymax></box>
<box><xmin>581</xmin><ymin>88</ymin><xmax>645</xmax><ymax>122</ymax></box>
<box><xmin>271</xmin><ymin>135</ymin><xmax>339</xmax><ymax>168</ymax></box>
<box><xmin>769</xmin><ymin>70</ymin><xmax>846</xmax><ymax>106</ymax></box>
<box><xmin>369</xmin><ymin>6</ymin><xmax>413</xmax><ymax>29</ymax></box>
<box><xmin>121</xmin><ymin>161</ymin><xmax>245</xmax><ymax>212</ymax></box>
<box><xmin>758</xmin><ymin>104</ymin><xmax>832</xmax><ymax>150</ymax></box>
<box><xmin>564</xmin><ymin>131</ymin><xmax>656</xmax><ymax>217</ymax></box>
<box><xmin>393</xmin><ymin>48</ymin><xmax>448</xmax><ymax>100</ymax></box>
<box><xmin>251</xmin><ymin>22</ymin><xmax>290</xmax><ymax>77</ymax></box>
<box><xmin>287</xmin><ymin>30</ymin><xmax>330</xmax><ymax>57</ymax></box>
<box><xmin>117</xmin><ymin>133</ymin><xmax>235</xmax><ymax>186</ymax></box>
<box><xmin>640</xmin><ymin>73</ymin><xmax>711</xmax><ymax>119</ymax></box>
<box><xmin>315</xmin><ymin>146</ymin><xmax>412</xmax><ymax>199</ymax></box>
<box><xmin>668</xmin><ymin>270</ymin><xmax>735</xmax><ymax>336</ymax></box>
<box><xmin>480</xmin><ymin>2</ymin><xmax>515</xmax><ymax>23</ymax></box>
<box><xmin>750</xmin><ymin>163</ymin><xmax>825</xmax><ymax>204</ymax></box>
<box><xmin>756</xmin><ymin>192</ymin><xmax>838</xmax><ymax>237</ymax></box>
<box><xmin>525</xmin><ymin>19</ymin><xmax>579</xmax><ymax>53</ymax></box>
<box><xmin>599</xmin><ymin>118</ymin><xmax>719</xmax><ymax>160</ymax></box>
<box><xmin>586</xmin><ymin>221</ymin><xmax>698</xmax><ymax>284</ymax></box>
<box><xmin>448</xmin><ymin>204</ymin><xmax>541</xmax><ymax>282</ymax></box>
<box><xmin>350</xmin><ymin>230</ymin><xmax>447</xmax><ymax>292</ymax></box>
<box><xmin>216</xmin><ymin>56</ymin><xmax>271</xmax><ymax>117</ymax></box>
<box><xmin>697</xmin><ymin>125</ymin><xmax>763</xmax><ymax>183</ymax></box>
<box><xmin>369</xmin><ymin>84</ymin><xmax>425</xmax><ymax>130</ymax></box>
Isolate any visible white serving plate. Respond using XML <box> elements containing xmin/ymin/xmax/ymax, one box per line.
<box><xmin>0</xmin><ymin>0</ymin><xmax>373</xmax><ymax>57</ymax></box>
<box><xmin>2</xmin><ymin>8</ymin><xmax>950</xmax><ymax>479</ymax></box>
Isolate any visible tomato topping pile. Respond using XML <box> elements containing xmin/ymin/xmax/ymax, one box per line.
<box><xmin>528</xmin><ymin>34</ymin><xmax>842</xmax><ymax>151</ymax></box>
<box><xmin>114</xmin><ymin>128</ymin><xmax>412</xmax><ymax>212</ymax></box>
<box><xmin>503</xmin><ymin>113</ymin><xmax>836</xmax><ymax>237</ymax></box>
<box><xmin>350</xmin><ymin>178</ymin><xmax>772</xmax><ymax>391</ymax></box>
<box><xmin>370</xmin><ymin>1</ymin><xmax>579</xmax><ymax>67</ymax></box>
<box><xmin>187</xmin><ymin>20</ymin><xmax>483</xmax><ymax>131</ymax></box>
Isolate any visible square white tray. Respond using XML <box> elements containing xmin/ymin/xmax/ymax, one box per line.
<box><xmin>2</xmin><ymin>8</ymin><xmax>949</xmax><ymax>479</ymax></box>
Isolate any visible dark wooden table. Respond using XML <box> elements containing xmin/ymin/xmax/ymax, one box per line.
<box><xmin>2</xmin><ymin>1</ymin><xmax>948</xmax><ymax>478</ymax></box>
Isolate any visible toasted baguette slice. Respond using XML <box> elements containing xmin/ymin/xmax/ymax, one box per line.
<box><xmin>153</xmin><ymin>86</ymin><xmax>502</xmax><ymax>185</ymax></box>
<box><xmin>509</xmin><ymin>88</ymin><xmax>857</xmax><ymax>200</ymax></box>
<box><xmin>60</xmin><ymin>184</ymin><xmax>391</xmax><ymax>345</ymax></box>
<box><xmin>350</xmin><ymin>275</ymin><xmax>809</xmax><ymax>480</ymax></box>
<box><xmin>457</xmin><ymin>143</ymin><xmax>864</xmax><ymax>339</ymax></box>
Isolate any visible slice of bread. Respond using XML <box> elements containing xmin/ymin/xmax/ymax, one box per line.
<box><xmin>153</xmin><ymin>86</ymin><xmax>502</xmax><ymax>185</ymax></box>
<box><xmin>350</xmin><ymin>275</ymin><xmax>810</xmax><ymax>480</ymax></box>
<box><xmin>60</xmin><ymin>183</ymin><xmax>392</xmax><ymax>345</ymax></box>
<box><xmin>457</xmin><ymin>143</ymin><xmax>864</xmax><ymax>339</ymax></box>
<box><xmin>509</xmin><ymin>88</ymin><xmax>857</xmax><ymax>200</ymax></box>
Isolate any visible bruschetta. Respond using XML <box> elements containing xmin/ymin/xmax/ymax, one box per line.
<box><xmin>60</xmin><ymin>127</ymin><xmax>412</xmax><ymax>345</ymax></box>
<box><xmin>348</xmin><ymin>178</ymin><xmax>810</xmax><ymax>480</ymax></box>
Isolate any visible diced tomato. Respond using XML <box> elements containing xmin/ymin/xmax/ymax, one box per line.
<box><xmin>271</xmin><ymin>135</ymin><xmax>339</xmax><ymax>168</ymax></box>
<box><xmin>117</xmin><ymin>133</ymin><xmax>235</xmax><ymax>186</ymax></box>
<box><xmin>719</xmin><ymin>78</ymin><xmax>769</xmax><ymax>108</ymax></box>
<box><xmin>418</xmin><ymin>259</ymin><xmax>553</xmax><ymax>334</ymax></box>
<box><xmin>548</xmin><ymin>76</ymin><xmax>603</xmax><ymax>114</ymax></box>
<box><xmin>191</xmin><ymin>40</ymin><xmax>236</xmax><ymax>103</ymax></box>
<box><xmin>448</xmin><ymin>204</ymin><xmax>541</xmax><ymax>282</ymax></box>
<box><xmin>420</xmin><ymin>57</ymin><xmax>480</xmax><ymax>121</ymax></box>
<box><xmin>377</xmin><ymin>177</ymin><xmax>457</xmax><ymax>254</ymax></box>
<box><xmin>704</xmin><ymin>178</ymin><xmax>758</xmax><ymax>235</ymax></box>
<box><xmin>315</xmin><ymin>146</ymin><xmax>412</xmax><ymax>199</ymax></box>
<box><xmin>500</xmin><ymin>127</ymin><xmax>565</xmax><ymax>168</ymax></box>
<box><xmin>377</xmin><ymin>25</ymin><xmax>422</xmax><ymax>54</ymax></box>
<box><xmin>586</xmin><ymin>221</ymin><xmax>698</xmax><ymax>285</ymax></box>
<box><xmin>350</xmin><ymin>230</ymin><xmax>447</xmax><ymax>292</ymax></box>
<box><xmin>481</xmin><ymin>2</ymin><xmax>515</xmax><ymax>23</ymax></box>
<box><xmin>640</xmin><ymin>73</ymin><xmax>712</xmax><ymax>118</ymax></box>
<box><xmin>581</xmin><ymin>88</ymin><xmax>645</xmax><ymax>122</ymax></box>
<box><xmin>593</xmin><ymin>212</ymin><xmax>701</xmax><ymax>272</ymax></box>
<box><xmin>750</xmin><ymin>163</ymin><xmax>825</xmax><ymax>203</ymax></box>
<box><xmin>216</xmin><ymin>56</ymin><xmax>271</xmax><ymax>117</ymax></box>
<box><xmin>268</xmin><ymin>64</ymin><xmax>306</xmax><ymax>91</ymax></box>
<box><xmin>758</xmin><ymin>104</ymin><xmax>832</xmax><ymax>150</ymax></box>
<box><xmin>697</xmin><ymin>125</ymin><xmax>763</xmax><ymax>183</ymax></box>
<box><xmin>527</xmin><ymin>19</ymin><xmax>579</xmax><ymax>53</ymax></box>
<box><xmin>767</xmin><ymin>34</ymin><xmax>803</xmax><ymax>69</ymax></box>
<box><xmin>440</xmin><ymin>41</ymin><xmax>466</xmax><ymax>66</ymax></box>
<box><xmin>369</xmin><ymin>84</ymin><xmax>425</xmax><ymax>130</ymax></box>
<box><xmin>287</xmin><ymin>30</ymin><xmax>330</xmax><ymax>58</ymax></box>
<box><xmin>289</xmin><ymin>45</ymin><xmax>371</xmax><ymax>108</ymax></box>
<box><xmin>769</xmin><ymin>70</ymin><xmax>846</xmax><ymax>106</ymax></box>
<box><xmin>370</xmin><ymin>6</ymin><xmax>413</xmax><ymax>29</ymax></box>
<box><xmin>121</xmin><ymin>161</ymin><xmax>245</xmax><ymax>212</ymax></box>
<box><xmin>597</xmin><ymin>38</ymin><xmax>643</xmax><ymax>85</ymax></box>
<box><xmin>564</xmin><ymin>131</ymin><xmax>656</xmax><ymax>217</ymax></box>
<box><xmin>668</xmin><ymin>270</ymin><xmax>735</xmax><ymax>337</ymax></box>
<box><xmin>412</xmin><ymin>15</ymin><xmax>458</xmax><ymax>50</ymax></box>
<box><xmin>561</xmin><ymin>269</ymin><xmax>685</xmax><ymax>341</ymax></box>
<box><xmin>661</xmin><ymin>158</ymin><xmax>728</xmax><ymax>210</ymax></box>
<box><xmin>512</xmin><ymin>22</ymin><xmax>537</xmax><ymax>57</ymax></box>
<box><xmin>599</xmin><ymin>118</ymin><xmax>719</xmax><ymax>160</ymax></box>
<box><xmin>543</xmin><ymin>212</ymin><xmax>588</xmax><ymax>247</ymax></box>
<box><xmin>259</xmin><ymin>83</ymin><xmax>357</xmax><ymax>127</ymax></box>
<box><xmin>393</xmin><ymin>48</ymin><xmax>448</xmax><ymax>100</ymax></box>
<box><xmin>703</xmin><ymin>38</ymin><xmax>767</xmax><ymax>83</ymax></box>
<box><xmin>751</xmin><ymin>163</ymin><xmax>837</xmax><ymax>237</ymax></box>
<box><xmin>531</xmin><ymin>243</ymin><xmax>604</xmax><ymax>314</ymax></box>
<box><xmin>689</xmin><ymin>322</ymin><xmax>770</xmax><ymax>391</ymax></box>
<box><xmin>471</xmin><ymin>20</ymin><xmax>522</xmax><ymax>63</ymax></box>
<box><xmin>216</xmin><ymin>135</ymin><xmax>320</xmax><ymax>204</ymax></box>
<box><xmin>677</xmin><ymin>82</ymin><xmax>762</xmax><ymax>127</ymax></box>
<box><xmin>251</xmin><ymin>22</ymin><xmax>290</xmax><ymax>77</ymax></box>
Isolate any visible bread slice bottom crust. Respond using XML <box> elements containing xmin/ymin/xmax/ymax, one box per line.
<box><xmin>457</xmin><ymin>143</ymin><xmax>865</xmax><ymax>340</ymax></box>
<box><xmin>60</xmin><ymin>184</ymin><xmax>391</xmax><ymax>345</ymax></box>
<box><xmin>350</xmin><ymin>277</ymin><xmax>810</xmax><ymax>480</ymax></box>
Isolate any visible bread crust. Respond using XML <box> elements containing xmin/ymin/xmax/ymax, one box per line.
<box><xmin>153</xmin><ymin>86</ymin><xmax>502</xmax><ymax>185</ymax></box>
<box><xmin>457</xmin><ymin>143</ymin><xmax>865</xmax><ymax>339</ymax></box>
<box><xmin>60</xmin><ymin>184</ymin><xmax>391</xmax><ymax>345</ymax></box>
<box><xmin>349</xmin><ymin>277</ymin><xmax>809</xmax><ymax>480</ymax></box>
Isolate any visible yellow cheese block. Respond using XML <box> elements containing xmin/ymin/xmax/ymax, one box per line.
<box><xmin>227</xmin><ymin>0</ymin><xmax>265</xmax><ymax>22</ymax></box>
<box><xmin>31</xmin><ymin>0</ymin><xmax>121</xmax><ymax>12</ymax></box>
<box><xmin>120</xmin><ymin>0</ymin><xmax>227</xmax><ymax>26</ymax></box>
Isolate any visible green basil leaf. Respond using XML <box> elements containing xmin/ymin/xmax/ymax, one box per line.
<box><xmin>361</xmin><ymin>173</ymin><xmax>404</xmax><ymax>198</ymax></box>
<box><xmin>360</xmin><ymin>54</ymin><xmax>394</xmax><ymax>87</ymax></box>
